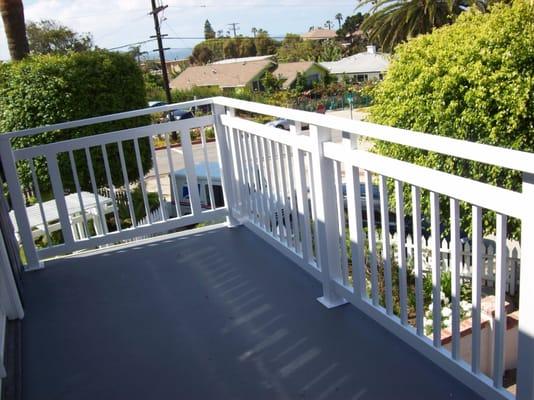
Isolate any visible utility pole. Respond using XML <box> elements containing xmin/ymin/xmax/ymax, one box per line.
<box><xmin>150</xmin><ymin>0</ymin><xmax>172</xmax><ymax>105</ymax></box>
<box><xmin>227</xmin><ymin>22</ymin><xmax>240</xmax><ymax>38</ymax></box>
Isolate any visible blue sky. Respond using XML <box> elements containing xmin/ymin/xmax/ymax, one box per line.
<box><xmin>1</xmin><ymin>0</ymin><xmax>367</xmax><ymax>60</ymax></box>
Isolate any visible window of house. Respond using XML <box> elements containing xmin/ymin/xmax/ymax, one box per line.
<box><xmin>306</xmin><ymin>73</ymin><xmax>319</xmax><ymax>84</ymax></box>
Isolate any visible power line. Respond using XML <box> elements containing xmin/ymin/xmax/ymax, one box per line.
<box><xmin>164</xmin><ymin>35</ymin><xmax>343</xmax><ymax>40</ymax></box>
<box><xmin>107</xmin><ymin>38</ymin><xmax>156</xmax><ymax>51</ymax></box>
<box><xmin>106</xmin><ymin>34</ymin><xmax>347</xmax><ymax>52</ymax></box>
<box><xmin>167</xmin><ymin>2</ymin><xmax>355</xmax><ymax>9</ymax></box>
<box><xmin>163</xmin><ymin>19</ymin><xmax>192</xmax><ymax>50</ymax></box>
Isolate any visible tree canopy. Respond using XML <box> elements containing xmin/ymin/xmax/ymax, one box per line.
<box><xmin>189</xmin><ymin>32</ymin><xmax>277</xmax><ymax>65</ymax></box>
<box><xmin>357</xmin><ymin>0</ymin><xmax>508</xmax><ymax>52</ymax></box>
<box><xmin>26</xmin><ymin>19</ymin><xmax>93</xmax><ymax>55</ymax></box>
<box><xmin>370</xmin><ymin>0</ymin><xmax>534</xmax><ymax>238</ymax></box>
<box><xmin>204</xmin><ymin>19</ymin><xmax>215</xmax><ymax>40</ymax></box>
<box><xmin>276</xmin><ymin>34</ymin><xmax>344</xmax><ymax>62</ymax></box>
<box><xmin>336</xmin><ymin>13</ymin><xmax>366</xmax><ymax>38</ymax></box>
<box><xmin>0</xmin><ymin>50</ymin><xmax>151</xmax><ymax>193</ymax></box>
<box><xmin>335</xmin><ymin>13</ymin><xmax>344</xmax><ymax>29</ymax></box>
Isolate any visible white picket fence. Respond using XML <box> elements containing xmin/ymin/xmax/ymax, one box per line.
<box><xmin>123</xmin><ymin>207</ymin><xmax>165</xmax><ymax>243</ymax></box>
<box><xmin>386</xmin><ymin>234</ymin><xmax>521</xmax><ymax>296</ymax></box>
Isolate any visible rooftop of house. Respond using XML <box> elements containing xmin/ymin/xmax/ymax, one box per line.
<box><xmin>169</xmin><ymin>59</ymin><xmax>274</xmax><ymax>90</ymax></box>
<box><xmin>321</xmin><ymin>45</ymin><xmax>390</xmax><ymax>74</ymax></box>
<box><xmin>301</xmin><ymin>28</ymin><xmax>337</xmax><ymax>41</ymax></box>
<box><xmin>272</xmin><ymin>61</ymin><xmax>325</xmax><ymax>89</ymax></box>
<box><xmin>212</xmin><ymin>55</ymin><xmax>275</xmax><ymax>65</ymax></box>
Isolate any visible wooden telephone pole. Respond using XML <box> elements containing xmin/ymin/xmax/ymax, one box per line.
<box><xmin>150</xmin><ymin>0</ymin><xmax>172</xmax><ymax>105</ymax></box>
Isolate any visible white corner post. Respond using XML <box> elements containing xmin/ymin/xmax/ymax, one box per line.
<box><xmin>0</xmin><ymin>138</ymin><xmax>43</xmax><ymax>271</ymax></box>
<box><xmin>212</xmin><ymin>103</ymin><xmax>240</xmax><ymax>228</ymax></box>
<box><xmin>517</xmin><ymin>172</ymin><xmax>534</xmax><ymax>400</ymax></box>
<box><xmin>309</xmin><ymin>125</ymin><xmax>347</xmax><ymax>309</ymax></box>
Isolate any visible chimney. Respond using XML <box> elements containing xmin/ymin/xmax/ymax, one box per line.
<box><xmin>367</xmin><ymin>45</ymin><xmax>376</xmax><ymax>54</ymax></box>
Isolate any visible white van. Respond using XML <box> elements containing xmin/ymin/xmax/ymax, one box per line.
<box><xmin>168</xmin><ymin>162</ymin><xmax>224</xmax><ymax>217</ymax></box>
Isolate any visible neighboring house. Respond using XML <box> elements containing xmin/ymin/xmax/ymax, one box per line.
<box><xmin>272</xmin><ymin>62</ymin><xmax>328</xmax><ymax>89</ymax></box>
<box><xmin>169</xmin><ymin>60</ymin><xmax>274</xmax><ymax>91</ymax></box>
<box><xmin>321</xmin><ymin>45</ymin><xmax>390</xmax><ymax>82</ymax></box>
<box><xmin>165</xmin><ymin>59</ymin><xmax>188</xmax><ymax>75</ymax></box>
<box><xmin>212</xmin><ymin>55</ymin><xmax>275</xmax><ymax>65</ymax></box>
<box><xmin>301</xmin><ymin>28</ymin><xmax>337</xmax><ymax>41</ymax></box>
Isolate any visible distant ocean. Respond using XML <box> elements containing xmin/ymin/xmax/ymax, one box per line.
<box><xmin>145</xmin><ymin>48</ymin><xmax>192</xmax><ymax>61</ymax></box>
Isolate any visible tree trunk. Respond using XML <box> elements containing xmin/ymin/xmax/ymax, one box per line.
<box><xmin>0</xmin><ymin>0</ymin><xmax>29</xmax><ymax>60</ymax></box>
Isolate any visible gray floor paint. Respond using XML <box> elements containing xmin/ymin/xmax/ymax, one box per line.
<box><xmin>22</xmin><ymin>226</ymin><xmax>481</xmax><ymax>399</ymax></box>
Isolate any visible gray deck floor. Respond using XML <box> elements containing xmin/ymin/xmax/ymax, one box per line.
<box><xmin>22</xmin><ymin>226</ymin><xmax>481</xmax><ymax>400</ymax></box>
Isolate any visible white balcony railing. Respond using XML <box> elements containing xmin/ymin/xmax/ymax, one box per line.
<box><xmin>2</xmin><ymin>97</ymin><xmax>534</xmax><ymax>399</ymax></box>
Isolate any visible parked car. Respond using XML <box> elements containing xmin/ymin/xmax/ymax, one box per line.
<box><xmin>265</xmin><ymin>119</ymin><xmax>309</xmax><ymax>131</ymax></box>
<box><xmin>147</xmin><ymin>101</ymin><xmax>195</xmax><ymax>122</ymax></box>
<box><xmin>265</xmin><ymin>119</ymin><xmax>291</xmax><ymax>130</ymax></box>
<box><xmin>166</xmin><ymin>109</ymin><xmax>195</xmax><ymax>122</ymax></box>
<box><xmin>148</xmin><ymin>101</ymin><xmax>167</xmax><ymax>108</ymax></box>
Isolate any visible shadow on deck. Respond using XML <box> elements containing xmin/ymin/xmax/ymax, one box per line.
<box><xmin>22</xmin><ymin>226</ymin><xmax>481</xmax><ymax>400</ymax></box>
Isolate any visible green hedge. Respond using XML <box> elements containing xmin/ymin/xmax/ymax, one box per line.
<box><xmin>0</xmin><ymin>50</ymin><xmax>152</xmax><ymax>194</ymax></box>
<box><xmin>369</xmin><ymin>1</ymin><xmax>534</xmax><ymax>239</ymax></box>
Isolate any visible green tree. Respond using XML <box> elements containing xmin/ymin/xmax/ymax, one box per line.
<box><xmin>190</xmin><ymin>38</ymin><xmax>229</xmax><ymax>64</ymax></box>
<box><xmin>261</xmin><ymin>71</ymin><xmax>285</xmax><ymax>93</ymax></box>
<box><xmin>204</xmin><ymin>19</ymin><xmax>216</xmax><ymax>40</ymax></box>
<box><xmin>356</xmin><ymin>0</ymin><xmax>503</xmax><ymax>52</ymax></box>
<box><xmin>0</xmin><ymin>50</ymin><xmax>151</xmax><ymax>193</ymax></box>
<box><xmin>127</xmin><ymin>45</ymin><xmax>148</xmax><ymax>64</ymax></box>
<box><xmin>294</xmin><ymin>72</ymin><xmax>308</xmax><ymax>92</ymax></box>
<box><xmin>238</xmin><ymin>37</ymin><xmax>257</xmax><ymax>57</ymax></box>
<box><xmin>223</xmin><ymin>39</ymin><xmax>239</xmax><ymax>58</ymax></box>
<box><xmin>337</xmin><ymin>12</ymin><xmax>369</xmax><ymax>54</ymax></box>
<box><xmin>318</xmin><ymin>39</ymin><xmax>343</xmax><ymax>61</ymax></box>
<box><xmin>337</xmin><ymin>13</ymin><xmax>366</xmax><ymax>38</ymax></box>
<box><xmin>369</xmin><ymin>1</ymin><xmax>534</xmax><ymax>239</ymax></box>
<box><xmin>254</xmin><ymin>30</ymin><xmax>279</xmax><ymax>55</ymax></box>
<box><xmin>276</xmin><ymin>33</ymin><xmax>320</xmax><ymax>62</ymax></box>
<box><xmin>0</xmin><ymin>0</ymin><xmax>29</xmax><ymax>60</ymax></box>
<box><xmin>335</xmin><ymin>13</ymin><xmax>344</xmax><ymax>29</ymax></box>
<box><xmin>26</xmin><ymin>19</ymin><xmax>93</xmax><ymax>54</ymax></box>
<box><xmin>189</xmin><ymin>43</ymin><xmax>214</xmax><ymax>65</ymax></box>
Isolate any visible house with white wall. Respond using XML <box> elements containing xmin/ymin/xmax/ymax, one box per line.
<box><xmin>321</xmin><ymin>45</ymin><xmax>390</xmax><ymax>83</ymax></box>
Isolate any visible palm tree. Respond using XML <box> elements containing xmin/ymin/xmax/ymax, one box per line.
<box><xmin>324</xmin><ymin>20</ymin><xmax>333</xmax><ymax>30</ymax></box>
<box><xmin>335</xmin><ymin>13</ymin><xmax>344</xmax><ymax>29</ymax></box>
<box><xmin>251</xmin><ymin>27</ymin><xmax>258</xmax><ymax>38</ymax></box>
<box><xmin>0</xmin><ymin>0</ymin><xmax>29</xmax><ymax>60</ymax></box>
<box><xmin>356</xmin><ymin>0</ymin><xmax>495</xmax><ymax>51</ymax></box>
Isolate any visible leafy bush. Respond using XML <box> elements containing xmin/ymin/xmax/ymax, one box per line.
<box><xmin>0</xmin><ymin>50</ymin><xmax>152</xmax><ymax>194</ymax></box>
<box><xmin>172</xmin><ymin>86</ymin><xmax>223</xmax><ymax>103</ymax></box>
<box><xmin>369</xmin><ymin>1</ymin><xmax>534</xmax><ymax>239</ymax></box>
